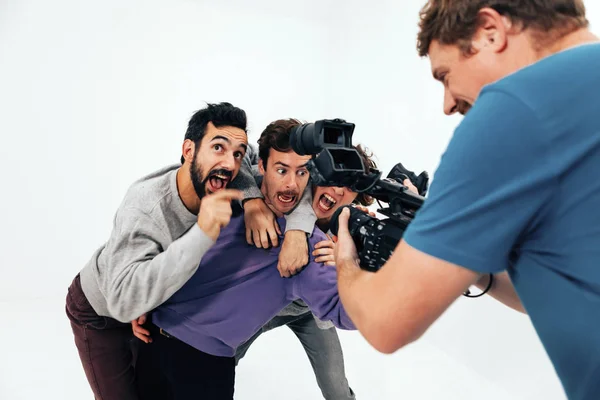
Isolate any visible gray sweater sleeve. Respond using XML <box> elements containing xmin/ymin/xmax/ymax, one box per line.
<box><xmin>100</xmin><ymin>208</ymin><xmax>215</xmax><ymax>322</ymax></box>
<box><xmin>284</xmin><ymin>183</ymin><xmax>317</xmax><ymax>234</ymax></box>
<box><xmin>230</xmin><ymin>143</ymin><xmax>263</xmax><ymax>200</ymax></box>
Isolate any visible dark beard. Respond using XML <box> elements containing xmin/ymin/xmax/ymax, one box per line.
<box><xmin>190</xmin><ymin>150</ymin><xmax>233</xmax><ymax>200</ymax></box>
<box><xmin>190</xmin><ymin>151</ymin><xmax>209</xmax><ymax>200</ymax></box>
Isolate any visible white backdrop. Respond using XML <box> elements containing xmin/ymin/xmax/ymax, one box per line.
<box><xmin>1</xmin><ymin>0</ymin><xmax>598</xmax><ymax>398</ymax></box>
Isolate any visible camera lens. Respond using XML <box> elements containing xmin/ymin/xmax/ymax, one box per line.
<box><xmin>290</xmin><ymin>123</ymin><xmax>323</xmax><ymax>156</ymax></box>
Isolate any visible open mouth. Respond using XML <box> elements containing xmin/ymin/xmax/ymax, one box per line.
<box><xmin>277</xmin><ymin>193</ymin><xmax>297</xmax><ymax>204</ymax></box>
<box><xmin>318</xmin><ymin>193</ymin><xmax>336</xmax><ymax>212</ymax></box>
<box><xmin>207</xmin><ymin>173</ymin><xmax>230</xmax><ymax>193</ymax></box>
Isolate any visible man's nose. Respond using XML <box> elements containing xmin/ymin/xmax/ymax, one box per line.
<box><xmin>333</xmin><ymin>187</ymin><xmax>345</xmax><ymax>196</ymax></box>
<box><xmin>443</xmin><ymin>88</ymin><xmax>458</xmax><ymax>116</ymax></box>
<box><xmin>220</xmin><ymin>152</ymin><xmax>236</xmax><ymax>170</ymax></box>
<box><xmin>285</xmin><ymin>174</ymin><xmax>299</xmax><ymax>191</ymax></box>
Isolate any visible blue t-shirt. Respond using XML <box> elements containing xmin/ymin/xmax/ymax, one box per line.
<box><xmin>403</xmin><ymin>43</ymin><xmax>600</xmax><ymax>400</ymax></box>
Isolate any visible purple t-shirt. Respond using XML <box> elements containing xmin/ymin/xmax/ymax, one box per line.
<box><xmin>152</xmin><ymin>213</ymin><xmax>354</xmax><ymax>357</ymax></box>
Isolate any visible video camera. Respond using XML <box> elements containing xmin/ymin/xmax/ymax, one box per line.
<box><xmin>290</xmin><ymin>119</ymin><xmax>429</xmax><ymax>272</ymax></box>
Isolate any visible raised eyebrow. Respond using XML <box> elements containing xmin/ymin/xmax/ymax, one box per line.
<box><xmin>210</xmin><ymin>135</ymin><xmax>231</xmax><ymax>144</ymax></box>
<box><xmin>274</xmin><ymin>161</ymin><xmax>290</xmax><ymax>168</ymax></box>
<box><xmin>211</xmin><ymin>136</ymin><xmax>247</xmax><ymax>152</ymax></box>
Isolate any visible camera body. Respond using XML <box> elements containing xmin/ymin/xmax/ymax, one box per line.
<box><xmin>290</xmin><ymin>119</ymin><xmax>428</xmax><ymax>272</ymax></box>
<box><xmin>290</xmin><ymin>119</ymin><xmax>367</xmax><ymax>189</ymax></box>
<box><xmin>328</xmin><ymin>202</ymin><xmax>410</xmax><ymax>272</ymax></box>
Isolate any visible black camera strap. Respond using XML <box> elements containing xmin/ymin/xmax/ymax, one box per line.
<box><xmin>463</xmin><ymin>273</ymin><xmax>494</xmax><ymax>298</ymax></box>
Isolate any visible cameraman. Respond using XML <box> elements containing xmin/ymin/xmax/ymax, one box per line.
<box><xmin>333</xmin><ymin>1</ymin><xmax>600</xmax><ymax>399</ymax></box>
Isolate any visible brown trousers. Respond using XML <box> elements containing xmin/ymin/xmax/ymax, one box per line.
<box><xmin>65</xmin><ymin>274</ymin><xmax>139</xmax><ymax>399</ymax></box>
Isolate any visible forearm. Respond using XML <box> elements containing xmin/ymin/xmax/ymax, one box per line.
<box><xmin>104</xmin><ymin>225</ymin><xmax>215</xmax><ymax>322</ymax></box>
<box><xmin>476</xmin><ymin>272</ymin><xmax>526</xmax><ymax>313</ymax></box>
<box><xmin>336</xmin><ymin>252</ymin><xmax>466</xmax><ymax>354</ymax></box>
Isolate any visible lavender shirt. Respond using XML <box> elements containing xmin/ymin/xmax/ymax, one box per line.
<box><xmin>152</xmin><ymin>211</ymin><xmax>355</xmax><ymax>357</ymax></box>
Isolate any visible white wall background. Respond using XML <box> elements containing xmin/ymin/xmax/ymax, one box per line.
<box><xmin>2</xmin><ymin>0</ymin><xmax>599</xmax><ymax>399</ymax></box>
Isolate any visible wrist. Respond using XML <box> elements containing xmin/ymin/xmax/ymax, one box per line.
<box><xmin>284</xmin><ymin>230</ymin><xmax>308</xmax><ymax>250</ymax></box>
<box><xmin>285</xmin><ymin>229</ymin><xmax>308</xmax><ymax>238</ymax></box>
<box><xmin>337</xmin><ymin>256</ymin><xmax>358</xmax><ymax>271</ymax></box>
<box><xmin>464</xmin><ymin>273</ymin><xmax>494</xmax><ymax>298</ymax></box>
<box><xmin>336</xmin><ymin>257</ymin><xmax>363</xmax><ymax>293</ymax></box>
<box><xmin>197</xmin><ymin>220</ymin><xmax>218</xmax><ymax>241</ymax></box>
<box><xmin>475</xmin><ymin>273</ymin><xmax>492</xmax><ymax>290</ymax></box>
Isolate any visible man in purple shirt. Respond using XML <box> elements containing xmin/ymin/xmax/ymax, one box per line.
<box><xmin>136</xmin><ymin>119</ymin><xmax>355</xmax><ymax>400</ymax></box>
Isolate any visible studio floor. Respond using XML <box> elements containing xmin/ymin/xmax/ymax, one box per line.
<box><xmin>0</xmin><ymin>295</ymin><xmax>564</xmax><ymax>400</ymax></box>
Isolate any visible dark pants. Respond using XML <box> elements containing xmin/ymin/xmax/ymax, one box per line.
<box><xmin>65</xmin><ymin>274</ymin><xmax>139</xmax><ymax>400</ymax></box>
<box><xmin>136</xmin><ymin>322</ymin><xmax>236</xmax><ymax>400</ymax></box>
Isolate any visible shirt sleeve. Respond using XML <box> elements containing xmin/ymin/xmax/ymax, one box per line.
<box><xmin>100</xmin><ymin>208</ymin><xmax>215</xmax><ymax>322</ymax></box>
<box><xmin>403</xmin><ymin>89</ymin><xmax>557</xmax><ymax>274</ymax></box>
<box><xmin>284</xmin><ymin>183</ymin><xmax>317</xmax><ymax>234</ymax></box>
<box><xmin>230</xmin><ymin>144</ymin><xmax>263</xmax><ymax>200</ymax></box>
<box><xmin>291</xmin><ymin>235</ymin><xmax>355</xmax><ymax>330</ymax></box>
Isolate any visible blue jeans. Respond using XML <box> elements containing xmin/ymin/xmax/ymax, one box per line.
<box><xmin>235</xmin><ymin>311</ymin><xmax>356</xmax><ymax>400</ymax></box>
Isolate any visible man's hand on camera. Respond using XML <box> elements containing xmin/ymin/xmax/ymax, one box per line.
<box><xmin>403</xmin><ymin>179</ymin><xmax>419</xmax><ymax>195</ymax></box>
<box><xmin>131</xmin><ymin>314</ymin><xmax>152</xmax><ymax>344</ymax></box>
<box><xmin>244</xmin><ymin>198</ymin><xmax>281</xmax><ymax>248</ymax></box>
<box><xmin>277</xmin><ymin>230</ymin><xmax>308</xmax><ymax>277</ymax></box>
<box><xmin>197</xmin><ymin>189</ymin><xmax>244</xmax><ymax>241</ymax></box>
<box><xmin>352</xmin><ymin>204</ymin><xmax>377</xmax><ymax>217</ymax></box>
<box><xmin>333</xmin><ymin>208</ymin><xmax>360</xmax><ymax>271</ymax></box>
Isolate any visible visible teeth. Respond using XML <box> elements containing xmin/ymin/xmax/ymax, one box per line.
<box><xmin>323</xmin><ymin>193</ymin><xmax>336</xmax><ymax>204</ymax></box>
<box><xmin>278</xmin><ymin>195</ymin><xmax>294</xmax><ymax>203</ymax></box>
<box><xmin>214</xmin><ymin>174</ymin><xmax>228</xmax><ymax>180</ymax></box>
<box><xmin>319</xmin><ymin>194</ymin><xmax>334</xmax><ymax>211</ymax></box>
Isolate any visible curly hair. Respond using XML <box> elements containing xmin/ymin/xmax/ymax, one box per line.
<box><xmin>257</xmin><ymin>118</ymin><xmax>302</xmax><ymax>167</ymax></box>
<box><xmin>353</xmin><ymin>144</ymin><xmax>377</xmax><ymax>206</ymax></box>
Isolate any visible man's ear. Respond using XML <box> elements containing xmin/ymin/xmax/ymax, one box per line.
<box><xmin>258</xmin><ymin>158</ymin><xmax>266</xmax><ymax>175</ymax></box>
<box><xmin>470</xmin><ymin>7</ymin><xmax>509</xmax><ymax>54</ymax></box>
<box><xmin>182</xmin><ymin>139</ymin><xmax>196</xmax><ymax>164</ymax></box>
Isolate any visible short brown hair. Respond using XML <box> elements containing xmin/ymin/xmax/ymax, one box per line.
<box><xmin>257</xmin><ymin>118</ymin><xmax>302</xmax><ymax>167</ymax></box>
<box><xmin>353</xmin><ymin>144</ymin><xmax>377</xmax><ymax>207</ymax></box>
<box><xmin>416</xmin><ymin>0</ymin><xmax>588</xmax><ymax>57</ymax></box>
<box><xmin>257</xmin><ymin>121</ymin><xmax>377</xmax><ymax>205</ymax></box>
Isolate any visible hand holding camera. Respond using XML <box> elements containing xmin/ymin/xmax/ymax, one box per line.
<box><xmin>290</xmin><ymin>118</ymin><xmax>428</xmax><ymax>272</ymax></box>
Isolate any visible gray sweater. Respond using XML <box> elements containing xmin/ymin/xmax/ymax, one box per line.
<box><xmin>80</xmin><ymin>148</ymin><xmax>317</xmax><ymax>323</ymax></box>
